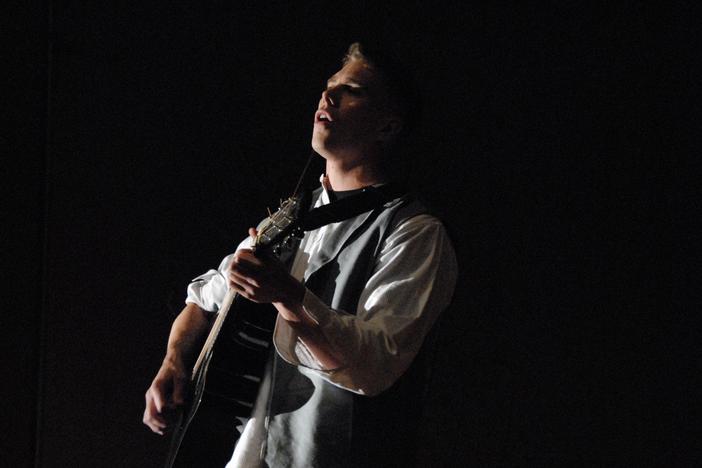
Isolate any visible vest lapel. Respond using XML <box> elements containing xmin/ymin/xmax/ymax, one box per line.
<box><xmin>303</xmin><ymin>207</ymin><xmax>378</xmax><ymax>281</ymax></box>
<box><xmin>302</xmin><ymin>195</ymin><xmax>406</xmax><ymax>281</ymax></box>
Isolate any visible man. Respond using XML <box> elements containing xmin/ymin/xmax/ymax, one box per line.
<box><xmin>144</xmin><ymin>42</ymin><xmax>458</xmax><ymax>467</ymax></box>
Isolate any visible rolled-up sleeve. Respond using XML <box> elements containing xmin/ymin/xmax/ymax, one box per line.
<box><xmin>274</xmin><ymin>214</ymin><xmax>458</xmax><ymax>396</ymax></box>
<box><xmin>185</xmin><ymin>236</ymin><xmax>253</xmax><ymax>312</ymax></box>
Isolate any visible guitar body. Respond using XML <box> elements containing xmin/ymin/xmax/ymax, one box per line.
<box><xmin>163</xmin><ymin>194</ymin><xmax>309</xmax><ymax>468</ymax></box>
<box><xmin>166</xmin><ymin>299</ymin><xmax>278</xmax><ymax>468</ymax></box>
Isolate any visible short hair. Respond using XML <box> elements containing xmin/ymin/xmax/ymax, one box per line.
<box><xmin>342</xmin><ymin>42</ymin><xmax>422</xmax><ymax>138</ymax></box>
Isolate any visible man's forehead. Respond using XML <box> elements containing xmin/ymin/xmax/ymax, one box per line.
<box><xmin>327</xmin><ymin>60</ymin><xmax>379</xmax><ymax>86</ymax></box>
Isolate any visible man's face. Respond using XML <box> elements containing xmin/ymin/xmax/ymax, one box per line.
<box><xmin>312</xmin><ymin>58</ymin><xmax>395</xmax><ymax>160</ymax></box>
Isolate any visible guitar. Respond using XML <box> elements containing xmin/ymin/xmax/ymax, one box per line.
<box><xmin>164</xmin><ymin>194</ymin><xmax>309</xmax><ymax>468</ymax></box>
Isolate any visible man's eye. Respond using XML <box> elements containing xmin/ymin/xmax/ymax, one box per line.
<box><xmin>343</xmin><ymin>86</ymin><xmax>362</xmax><ymax>95</ymax></box>
<box><xmin>323</xmin><ymin>85</ymin><xmax>362</xmax><ymax>95</ymax></box>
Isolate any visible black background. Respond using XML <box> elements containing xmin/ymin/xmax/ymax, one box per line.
<box><xmin>3</xmin><ymin>2</ymin><xmax>679</xmax><ymax>467</ymax></box>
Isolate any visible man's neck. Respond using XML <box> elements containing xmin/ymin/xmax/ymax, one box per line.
<box><xmin>324</xmin><ymin>156</ymin><xmax>387</xmax><ymax>191</ymax></box>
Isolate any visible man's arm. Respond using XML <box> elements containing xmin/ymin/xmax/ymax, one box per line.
<box><xmin>227</xmin><ymin>244</ymin><xmax>345</xmax><ymax>370</ymax></box>
<box><xmin>143</xmin><ymin>303</ymin><xmax>211</xmax><ymax>435</ymax></box>
<box><xmin>143</xmin><ymin>234</ymin><xmax>254</xmax><ymax>434</ymax></box>
<box><xmin>229</xmin><ymin>218</ymin><xmax>458</xmax><ymax>395</ymax></box>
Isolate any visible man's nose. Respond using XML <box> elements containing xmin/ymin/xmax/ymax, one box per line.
<box><xmin>321</xmin><ymin>88</ymin><xmax>337</xmax><ymax>107</ymax></box>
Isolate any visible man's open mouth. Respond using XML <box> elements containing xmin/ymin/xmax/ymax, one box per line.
<box><xmin>315</xmin><ymin>110</ymin><xmax>334</xmax><ymax>123</ymax></box>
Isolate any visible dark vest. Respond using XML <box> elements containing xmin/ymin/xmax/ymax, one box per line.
<box><xmin>265</xmin><ymin>188</ymin><xmax>436</xmax><ymax>468</ymax></box>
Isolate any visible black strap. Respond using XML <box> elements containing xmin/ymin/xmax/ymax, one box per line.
<box><xmin>300</xmin><ymin>184</ymin><xmax>407</xmax><ymax>232</ymax></box>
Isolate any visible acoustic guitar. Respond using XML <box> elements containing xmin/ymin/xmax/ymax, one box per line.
<box><xmin>163</xmin><ymin>194</ymin><xmax>309</xmax><ymax>468</ymax></box>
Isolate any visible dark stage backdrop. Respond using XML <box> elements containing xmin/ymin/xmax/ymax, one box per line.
<box><xmin>5</xmin><ymin>2</ymin><xmax>673</xmax><ymax>467</ymax></box>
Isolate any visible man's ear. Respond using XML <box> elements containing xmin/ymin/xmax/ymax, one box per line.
<box><xmin>376</xmin><ymin>116</ymin><xmax>404</xmax><ymax>144</ymax></box>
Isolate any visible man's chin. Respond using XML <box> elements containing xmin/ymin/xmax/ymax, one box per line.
<box><xmin>312</xmin><ymin>136</ymin><xmax>335</xmax><ymax>158</ymax></box>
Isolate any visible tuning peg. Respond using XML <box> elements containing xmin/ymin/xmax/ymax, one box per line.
<box><xmin>267</xmin><ymin>207</ymin><xmax>272</xmax><ymax>217</ymax></box>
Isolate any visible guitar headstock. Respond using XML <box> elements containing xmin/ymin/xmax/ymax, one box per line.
<box><xmin>253</xmin><ymin>194</ymin><xmax>309</xmax><ymax>257</ymax></box>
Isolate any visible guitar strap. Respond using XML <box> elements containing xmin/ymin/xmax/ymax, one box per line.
<box><xmin>300</xmin><ymin>184</ymin><xmax>408</xmax><ymax>232</ymax></box>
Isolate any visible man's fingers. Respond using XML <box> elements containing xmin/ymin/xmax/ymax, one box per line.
<box><xmin>229</xmin><ymin>270</ymin><xmax>260</xmax><ymax>289</ymax></box>
<box><xmin>145</xmin><ymin>390</ymin><xmax>166</xmax><ymax>418</ymax></box>
<box><xmin>146</xmin><ymin>413</ymin><xmax>166</xmax><ymax>429</ymax></box>
<box><xmin>144</xmin><ymin>363</ymin><xmax>189</xmax><ymax>435</ymax></box>
<box><xmin>230</xmin><ymin>280</ymin><xmax>254</xmax><ymax>300</ymax></box>
<box><xmin>233</xmin><ymin>250</ymin><xmax>264</xmax><ymax>269</ymax></box>
<box><xmin>150</xmin><ymin>387</ymin><xmax>165</xmax><ymax>413</ymax></box>
<box><xmin>143</xmin><ymin>400</ymin><xmax>168</xmax><ymax>435</ymax></box>
<box><xmin>147</xmin><ymin>421</ymin><xmax>165</xmax><ymax>435</ymax></box>
<box><xmin>248</xmin><ymin>227</ymin><xmax>258</xmax><ymax>238</ymax></box>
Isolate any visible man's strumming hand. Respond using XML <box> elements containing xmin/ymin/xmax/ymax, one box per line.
<box><xmin>143</xmin><ymin>356</ymin><xmax>187</xmax><ymax>435</ymax></box>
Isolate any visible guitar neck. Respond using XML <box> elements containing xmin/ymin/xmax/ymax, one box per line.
<box><xmin>191</xmin><ymin>288</ymin><xmax>238</xmax><ymax>379</ymax></box>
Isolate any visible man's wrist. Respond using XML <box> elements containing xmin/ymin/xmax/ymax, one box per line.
<box><xmin>277</xmin><ymin>275</ymin><xmax>305</xmax><ymax>308</ymax></box>
<box><xmin>163</xmin><ymin>354</ymin><xmax>182</xmax><ymax>367</ymax></box>
<box><xmin>288</xmin><ymin>277</ymin><xmax>306</xmax><ymax>305</ymax></box>
<box><xmin>274</xmin><ymin>280</ymin><xmax>315</xmax><ymax>324</ymax></box>
<box><xmin>163</xmin><ymin>348</ymin><xmax>190</xmax><ymax>369</ymax></box>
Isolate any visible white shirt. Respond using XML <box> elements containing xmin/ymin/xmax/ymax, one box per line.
<box><xmin>186</xmin><ymin>184</ymin><xmax>458</xmax><ymax>467</ymax></box>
